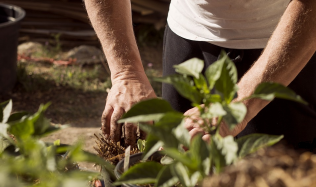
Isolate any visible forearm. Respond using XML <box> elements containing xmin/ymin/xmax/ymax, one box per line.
<box><xmin>84</xmin><ymin>0</ymin><xmax>145</xmax><ymax>81</ymax></box>
<box><xmin>234</xmin><ymin>0</ymin><xmax>316</xmax><ymax>135</ymax></box>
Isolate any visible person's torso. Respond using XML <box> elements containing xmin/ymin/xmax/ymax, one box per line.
<box><xmin>167</xmin><ymin>0</ymin><xmax>291</xmax><ymax>49</ymax></box>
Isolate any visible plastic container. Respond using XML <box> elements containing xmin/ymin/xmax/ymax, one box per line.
<box><xmin>0</xmin><ymin>3</ymin><xmax>25</xmax><ymax>93</ymax></box>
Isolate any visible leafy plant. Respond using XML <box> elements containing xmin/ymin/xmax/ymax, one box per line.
<box><xmin>137</xmin><ymin>139</ymin><xmax>147</xmax><ymax>152</ymax></box>
<box><xmin>114</xmin><ymin>50</ymin><xmax>307</xmax><ymax>187</ymax></box>
<box><xmin>0</xmin><ymin>100</ymin><xmax>115</xmax><ymax>187</ymax></box>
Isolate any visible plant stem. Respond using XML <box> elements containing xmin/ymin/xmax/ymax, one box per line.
<box><xmin>215</xmin><ymin>116</ymin><xmax>223</xmax><ymax>136</ymax></box>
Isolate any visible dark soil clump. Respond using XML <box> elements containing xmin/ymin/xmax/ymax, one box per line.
<box><xmin>203</xmin><ymin>144</ymin><xmax>316</xmax><ymax>187</ymax></box>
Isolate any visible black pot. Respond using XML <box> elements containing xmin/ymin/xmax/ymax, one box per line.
<box><xmin>114</xmin><ymin>152</ymin><xmax>163</xmax><ymax>187</ymax></box>
<box><xmin>0</xmin><ymin>3</ymin><xmax>25</xmax><ymax>93</ymax></box>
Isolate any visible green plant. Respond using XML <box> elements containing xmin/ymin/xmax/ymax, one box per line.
<box><xmin>137</xmin><ymin>139</ymin><xmax>146</xmax><ymax>152</ymax></box>
<box><xmin>0</xmin><ymin>100</ymin><xmax>115</xmax><ymax>187</ymax></box>
<box><xmin>113</xmin><ymin>51</ymin><xmax>307</xmax><ymax>187</ymax></box>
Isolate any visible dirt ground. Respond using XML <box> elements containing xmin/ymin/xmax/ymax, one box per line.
<box><xmin>0</xmin><ymin>43</ymin><xmax>163</xmax><ymax>170</ymax></box>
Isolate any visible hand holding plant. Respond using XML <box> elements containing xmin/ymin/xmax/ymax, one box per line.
<box><xmin>114</xmin><ymin>50</ymin><xmax>307</xmax><ymax>187</ymax></box>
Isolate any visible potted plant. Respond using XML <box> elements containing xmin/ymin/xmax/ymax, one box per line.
<box><xmin>0</xmin><ymin>3</ymin><xmax>25</xmax><ymax>93</ymax></box>
<box><xmin>111</xmin><ymin>51</ymin><xmax>306</xmax><ymax>187</ymax></box>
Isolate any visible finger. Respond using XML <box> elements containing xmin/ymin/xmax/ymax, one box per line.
<box><xmin>110</xmin><ymin>108</ymin><xmax>124</xmax><ymax>142</ymax></box>
<box><xmin>184</xmin><ymin>118</ymin><xmax>194</xmax><ymax>131</ymax></box>
<box><xmin>124</xmin><ymin>123</ymin><xmax>137</xmax><ymax>147</ymax></box>
<box><xmin>189</xmin><ymin>128</ymin><xmax>205</xmax><ymax>139</ymax></box>
<box><xmin>101</xmin><ymin>105</ymin><xmax>113</xmax><ymax>136</ymax></box>
<box><xmin>202</xmin><ymin>134</ymin><xmax>211</xmax><ymax>142</ymax></box>
<box><xmin>184</xmin><ymin>117</ymin><xmax>204</xmax><ymax>131</ymax></box>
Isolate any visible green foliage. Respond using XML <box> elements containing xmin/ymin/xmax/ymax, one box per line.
<box><xmin>118</xmin><ymin>98</ymin><xmax>175</xmax><ymax>123</ymax></box>
<box><xmin>236</xmin><ymin>134</ymin><xmax>284</xmax><ymax>158</ymax></box>
<box><xmin>137</xmin><ymin>139</ymin><xmax>146</xmax><ymax>152</ymax></box>
<box><xmin>116</xmin><ymin>50</ymin><xmax>306</xmax><ymax>187</ymax></box>
<box><xmin>249</xmin><ymin>82</ymin><xmax>308</xmax><ymax>104</ymax></box>
<box><xmin>0</xmin><ymin>101</ymin><xmax>115</xmax><ymax>186</ymax></box>
<box><xmin>113</xmin><ymin>162</ymin><xmax>163</xmax><ymax>185</ymax></box>
<box><xmin>174</xmin><ymin>58</ymin><xmax>204</xmax><ymax>79</ymax></box>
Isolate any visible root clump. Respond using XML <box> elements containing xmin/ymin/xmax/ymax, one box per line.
<box><xmin>94</xmin><ymin>133</ymin><xmax>139</xmax><ymax>165</ymax></box>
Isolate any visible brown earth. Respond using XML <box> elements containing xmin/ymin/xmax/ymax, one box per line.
<box><xmin>0</xmin><ymin>44</ymin><xmax>163</xmax><ymax>171</ymax></box>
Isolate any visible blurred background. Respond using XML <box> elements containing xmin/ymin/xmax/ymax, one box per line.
<box><xmin>0</xmin><ymin>0</ymin><xmax>169</xmax><ymax>169</ymax></box>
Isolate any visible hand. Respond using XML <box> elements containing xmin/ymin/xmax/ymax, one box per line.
<box><xmin>183</xmin><ymin>106</ymin><xmax>241</xmax><ymax>142</ymax></box>
<box><xmin>183</xmin><ymin>106</ymin><xmax>211</xmax><ymax>142</ymax></box>
<box><xmin>101</xmin><ymin>72</ymin><xmax>156</xmax><ymax>146</ymax></box>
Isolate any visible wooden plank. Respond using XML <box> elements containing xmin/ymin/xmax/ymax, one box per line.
<box><xmin>2</xmin><ymin>0</ymin><xmax>89</xmax><ymax>23</ymax></box>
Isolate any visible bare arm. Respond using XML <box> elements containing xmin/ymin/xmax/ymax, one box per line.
<box><xmin>231</xmin><ymin>0</ymin><xmax>316</xmax><ymax>135</ymax></box>
<box><xmin>186</xmin><ymin>0</ymin><xmax>316</xmax><ymax>139</ymax></box>
<box><xmin>84</xmin><ymin>0</ymin><xmax>156</xmax><ymax>145</ymax></box>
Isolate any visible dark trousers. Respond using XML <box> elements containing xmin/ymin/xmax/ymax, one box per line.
<box><xmin>162</xmin><ymin>24</ymin><xmax>316</xmax><ymax>149</ymax></box>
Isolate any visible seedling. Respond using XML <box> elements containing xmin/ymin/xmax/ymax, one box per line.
<box><xmin>114</xmin><ymin>51</ymin><xmax>306</xmax><ymax>187</ymax></box>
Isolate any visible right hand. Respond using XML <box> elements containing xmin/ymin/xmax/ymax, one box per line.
<box><xmin>101</xmin><ymin>71</ymin><xmax>156</xmax><ymax>146</ymax></box>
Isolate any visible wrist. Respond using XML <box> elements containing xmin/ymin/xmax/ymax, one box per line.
<box><xmin>111</xmin><ymin>70</ymin><xmax>149</xmax><ymax>84</ymax></box>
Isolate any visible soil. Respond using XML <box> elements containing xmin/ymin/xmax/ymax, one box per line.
<box><xmin>0</xmin><ymin>43</ymin><xmax>163</xmax><ymax>171</ymax></box>
<box><xmin>203</xmin><ymin>144</ymin><xmax>316</xmax><ymax>187</ymax></box>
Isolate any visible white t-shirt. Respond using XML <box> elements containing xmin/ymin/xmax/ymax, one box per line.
<box><xmin>167</xmin><ymin>0</ymin><xmax>290</xmax><ymax>49</ymax></box>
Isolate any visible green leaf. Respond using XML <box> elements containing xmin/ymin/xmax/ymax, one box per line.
<box><xmin>201</xmin><ymin>102</ymin><xmax>227</xmax><ymax>119</ymax></box>
<box><xmin>205</xmin><ymin>54</ymin><xmax>225</xmax><ymax>90</ymax></box>
<box><xmin>53</xmin><ymin>139</ymin><xmax>61</xmax><ymax>146</ymax></box>
<box><xmin>237</xmin><ymin>134</ymin><xmax>283</xmax><ymax>158</ymax></box>
<box><xmin>7</xmin><ymin>112</ymin><xmax>28</xmax><ymax>123</ymax></box>
<box><xmin>215</xmin><ymin>51</ymin><xmax>238</xmax><ymax>103</ymax></box>
<box><xmin>190</xmin><ymin>171</ymin><xmax>202</xmax><ymax>186</ymax></box>
<box><xmin>2</xmin><ymin>100</ymin><xmax>12</xmax><ymax>123</ymax></box>
<box><xmin>220</xmin><ymin>136</ymin><xmax>238</xmax><ymax>164</ymax></box>
<box><xmin>119</xmin><ymin>114</ymin><xmax>165</xmax><ymax>123</ymax></box>
<box><xmin>139</xmin><ymin>123</ymin><xmax>178</xmax><ymax>149</ymax></box>
<box><xmin>173</xmin><ymin>58</ymin><xmax>204</xmax><ymax>78</ymax></box>
<box><xmin>156</xmin><ymin>164</ymin><xmax>179</xmax><ymax>187</ymax></box>
<box><xmin>172</xmin><ymin>120</ymin><xmax>190</xmax><ymax>148</ymax></box>
<box><xmin>141</xmin><ymin>111</ymin><xmax>183</xmax><ymax>160</ymax></box>
<box><xmin>121</xmin><ymin>98</ymin><xmax>175</xmax><ymax>120</ymax></box>
<box><xmin>211</xmin><ymin>136</ymin><xmax>238</xmax><ymax>173</ymax></box>
<box><xmin>114</xmin><ymin>162</ymin><xmax>163</xmax><ymax>185</ymax></box>
<box><xmin>9</xmin><ymin>119</ymin><xmax>34</xmax><ymax>140</ymax></box>
<box><xmin>156</xmin><ymin>75</ymin><xmax>203</xmax><ymax>104</ymax></box>
<box><xmin>190</xmin><ymin>135</ymin><xmax>210</xmax><ymax>173</ymax></box>
<box><xmin>0</xmin><ymin>137</ymin><xmax>11</xmax><ymax>153</ymax></box>
<box><xmin>0</xmin><ymin>100</ymin><xmax>9</xmax><ymax>123</ymax></box>
<box><xmin>160</xmin><ymin>155</ymin><xmax>174</xmax><ymax>165</ymax></box>
<box><xmin>137</xmin><ymin>139</ymin><xmax>146</xmax><ymax>152</ymax></box>
<box><xmin>204</xmin><ymin>94</ymin><xmax>222</xmax><ymax>105</ymax></box>
<box><xmin>67</xmin><ymin>142</ymin><xmax>116</xmax><ymax>179</ymax></box>
<box><xmin>101</xmin><ymin>165</ymin><xmax>116</xmax><ymax>187</ymax></box>
<box><xmin>202</xmin><ymin>157</ymin><xmax>211</xmax><ymax>176</ymax></box>
<box><xmin>250</xmin><ymin>82</ymin><xmax>308</xmax><ymax>105</ymax></box>
<box><xmin>223</xmin><ymin>102</ymin><xmax>247</xmax><ymax>129</ymax></box>
<box><xmin>0</xmin><ymin>123</ymin><xmax>9</xmax><ymax>139</ymax></box>
<box><xmin>163</xmin><ymin>148</ymin><xmax>195</xmax><ymax>170</ymax></box>
<box><xmin>171</xmin><ymin>162</ymin><xmax>192</xmax><ymax>187</ymax></box>
<box><xmin>142</xmin><ymin>134</ymin><xmax>163</xmax><ymax>161</ymax></box>
<box><xmin>194</xmin><ymin>74</ymin><xmax>209</xmax><ymax>94</ymax></box>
